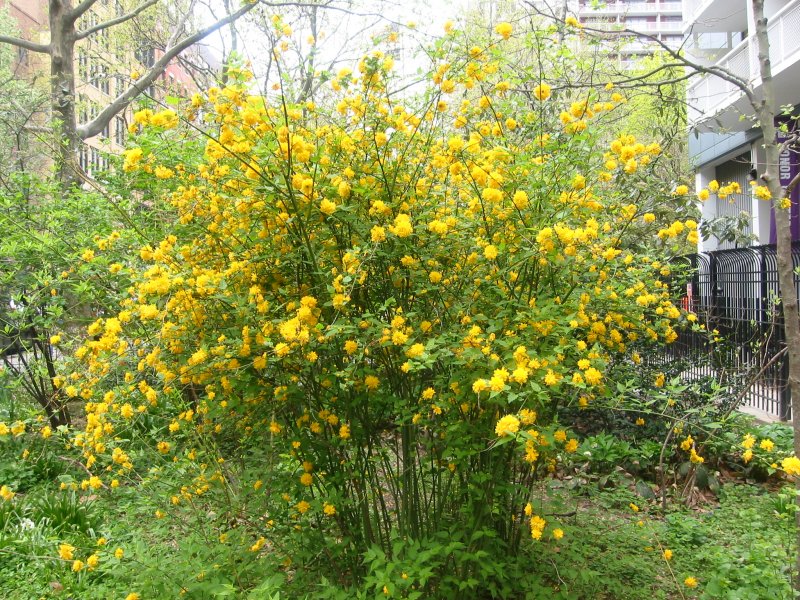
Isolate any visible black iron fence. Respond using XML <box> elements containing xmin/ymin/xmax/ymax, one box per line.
<box><xmin>664</xmin><ymin>243</ymin><xmax>800</xmax><ymax>421</ymax></box>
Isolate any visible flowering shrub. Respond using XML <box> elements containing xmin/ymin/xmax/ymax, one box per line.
<box><xmin>60</xmin><ymin>23</ymin><xmax>701</xmax><ymax>594</ymax></box>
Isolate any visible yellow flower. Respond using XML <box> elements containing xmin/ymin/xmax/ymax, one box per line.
<box><xmin>494</xmin><ymin>22</ymin><xmax>513</xmax><ymax>39</ymax></box>
<box><xmin>320</xmin><ymin>199</ymin><xmax>337</xmax><ymax>215</ymax></box>
<box><xmin>344</xmin><ymin>340</ymin><xmax>358</xmax><ymax>355</ymax></box>
<box><xmin>519</xmin><ymin>409</ymin><xmax>536</xmax><ymax>425</ymax></box>
<box><xmin>513</xmin><ymin>190</ymin><xmax>529</xmax><ymax>209</ymax></box>
<box><xmin>495</xmin><ymin>415</ymin><xmax>520</xmax><ymax>437</ymax></box>
<box><xmin>663</xmin><ymin>549</ymin><xmax>673</xmax><ymax>561</ymax></box>
<box><xmin>759</xmin><ymin>438</ymin><xmax>774</xmax><ymax>452</ymax></box>
<box><xmin>552</xmin><ymin>528</ymin><xmax>564</xmax><ymax>540</ymax></box>
<box><xmin>390</xmin><ymin>213</ymin><xmax>413</xmax><ymax>238</ymax></box>
<box><xmin>323</xmin><ymin>503</ymin><xmax>336</xmax><ymax>516</ymax></box>
<box><xmin>554</xmin><ymin>430</ymin><xmax>567</xmax><ymax>442</ymax></box>
<box><xmin>406</xmin><ymin>343</ymin><xmax>425</xmax><ymax>359</ymax></box>
<box><xmin>114</xmin><ymin>547</ymin><xmax>124</xmax><ymax>559</ymax></box>
<box><xmin>483</xmin><ymin>245</ymin><xmax>499</xmax><ymax>260</ymax></box>
<box><xmin>58</xmin><ymin>543</ymin><xmax>75</xmax><ymax>561</ymax></box>
<box><xmin>754</xmin><ymin>185</ymin><xmax>772</xmax><ymax>200</ymax></box>
<box><xmin>530</xmin><ymin>515</ymin><xmax>546</xmax><ymax>540</ymax></box>
<box><xmin>583</xmin><ymin>367</ymin><xmax>602</xmax><ymax>386</ymax></box>
<box><xmin>371</xmin><ymin>226</ymin><xmax>386</xmax><ymax>243</ymax></box>
<box><xmin>72</xmin><ymin>559</ymin><xmax>84</xmax><ymax>572</ymax></box>
<box><xmin>429</xmin><ymin>271</ymin><xmax>442</xmax><ymax>284</ymax></box>
<box><xmin>0</xmin><ymin>486</ymin><xmax>14</xmax><ymax>504</ymax></box>
<box><xmin>533</xmin><ymin>83</ymin><xmax>551</xmax><ymax>101</ymax></box>
<box><xmin>250</xmin><ymin>537</ymin><xmax>266</xmax><ymax>552</ymax></box>
<box><xmin>781</xmin><ymin>456</ymin><xmax>800</xmax><ymax>476</ymax></box>
<box><xmin>684</xmin><ymin>577</ymin><xmax>698</xmax><ymax>588</ymax></box>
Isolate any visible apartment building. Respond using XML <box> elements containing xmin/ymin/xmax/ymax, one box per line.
<box><xmin>684</xmin><ymin>0</ymin><xmax>800</xmax><ymax>251</ymax></box>
<box><xmin>575</xmin><ymin>0</ymin><xmax>684</xmax><ymax>67</ymax></box>
<box><xmin>2</xmin><ymin>0</ymin><xmax>199</xmax><ymax>178</ymax></box>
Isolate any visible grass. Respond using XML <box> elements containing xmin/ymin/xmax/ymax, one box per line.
<box><xmin>522</xmin><ymin>480</ymin><xmax>796</xmax><ymax>599</ymax></box>
<box><xmin>0</xmin><ymin>412</ymin><xmax>797</xmax><ymax>598</ymax></box>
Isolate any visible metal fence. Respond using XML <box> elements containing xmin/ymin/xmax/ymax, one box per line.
<box><xmin>664</xmin><ymin>243</ymin><xmax>800</xmax><ymax>421</ymax></box>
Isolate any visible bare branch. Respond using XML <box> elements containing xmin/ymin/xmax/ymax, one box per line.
<box><xmin>75</xmin><ymin>0</ymin><xmax>160</xmax><ymax>40</ymax></box>
<box><xmin>0</xmin><ymin>35</ymin><xmax>49</xmax><ymax>54</ymax></box>
<box><xmin>66</xmin><ymin>0</ymin><xmax>99</xmax><ymax>24</ymax></box>
<box><xmin>77</xmin><ymin>0</ymin><xmax>260</xmax><ymax>139</ymax></box>
<box><xmin>523</xmin><ymin>3</ymin><xmax>758</xmax><ymax>110</ymax></box>
<box><xmin>167</xmin><ymin>0</ymin><xmax>197</xmax><ymax>48</ymax></box>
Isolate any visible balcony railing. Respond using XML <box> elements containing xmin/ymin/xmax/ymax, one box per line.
<box><xmin>688</xmin><ymin>0</ymin><xmax>800</xmax><ymax>122</ymax></box>
<box><xmin>581</xmin><ymin>1</ymin><xmax>683</xmax><ymax>14</ymax></box>
<box><xmin>683</xmin><ymin>0</ymin><xmax>714</xmax><ymax>25</ymax></box>
<box><xmin>585</xmin><ymin>20</ymin><xmax>684</xmax><ymax>32</ymax></box>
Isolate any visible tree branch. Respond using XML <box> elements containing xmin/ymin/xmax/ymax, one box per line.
<box><xmin>74</xmin><ymin>0</ymin><xmax>159</xmax><ymax>40</ymax></box>
<box><xmin>77</xmin><ymin>0</ymin><xmax>260</xmax><ymax>139</ymax></box>
<box><xmin>523</xmin><ymin>3</ymin><xmax>758</xmax><ymax>110</ymax></box>
<box><xmin>66</xmin><ymin>0</ymin><xmax>99</xmax><ymax>24</ymax></box>
<box><xmin>166</xmin><ymin>0</ymin><xmax>196</xmax><ymax>48</ymax></box>
<box><xmin>0</xmin><ymin>35</ymin><xmax>49</xmax><ymax>54</ymax></box>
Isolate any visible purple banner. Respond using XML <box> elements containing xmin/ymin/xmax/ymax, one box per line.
<box><xmin>769</xmin><ymin>116</ymin><xmax>800</xmax><ymax>243</ymax></box>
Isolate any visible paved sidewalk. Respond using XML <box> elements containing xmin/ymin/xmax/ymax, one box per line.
<box><xmin>739</xmin><ymin>405</ymin><xmax>784</xmax><ymax>424</ymax></box>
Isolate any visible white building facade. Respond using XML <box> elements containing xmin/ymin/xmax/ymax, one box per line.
<box><xmin>684</xmin><ymin>0</ymin><xmax>800</xmax><ymax>251</ymax></box>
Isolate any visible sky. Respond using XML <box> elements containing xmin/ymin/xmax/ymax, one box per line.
<box><xmin>198</xmin><ymin>0</ymin><xmax>477</xmax><ymax>92</ymax></box>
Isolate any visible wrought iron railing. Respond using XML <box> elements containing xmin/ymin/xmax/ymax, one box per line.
<box><xmin>664</xmin><ymin>243</ymin><xmax>800</xmax><ymax>420</ymax></box>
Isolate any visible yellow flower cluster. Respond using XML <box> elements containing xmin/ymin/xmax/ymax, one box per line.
<box><xmin>58</xmin><ymin>37</ymin><xmax>695</xmax><ymax>561</ymax></box>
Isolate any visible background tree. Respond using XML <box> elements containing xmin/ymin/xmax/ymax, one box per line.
<box><xmin>0</xmin><ymin>8</ymin><xmax>49</xmax><ymax>189</ymax></box>
<box><xmin>0</xmin><ymin>0</ymin><xmax>260</xmax><ymax>184</ymax></box>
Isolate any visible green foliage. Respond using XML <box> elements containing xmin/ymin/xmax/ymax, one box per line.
<box><xmin>0</xmin><ymin>6</ymin><xmax>796</xmax><ymax>600</ymax></box>
<box><xmin>0</xmin><ymin>432</ymin><xmax>67</xmax><ymax>492</ymax></box>
<box><xmin>29</xmin><ymin>491</ymin><xmax>101</xmax><ymax>535</ymax></box>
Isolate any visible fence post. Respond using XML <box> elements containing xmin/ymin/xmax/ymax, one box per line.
<box><xmin>709</xmin><ymin>252</ymin><xmax>719</xmax><ymax>324</ymax></box>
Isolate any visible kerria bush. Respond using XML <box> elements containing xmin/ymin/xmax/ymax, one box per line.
<box><xmin>53</xmin><ymin>21</ymin><xmax>700</xmax><ymax>594</ymax></box>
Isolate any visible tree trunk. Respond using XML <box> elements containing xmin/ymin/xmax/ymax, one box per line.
<box><xmin>751</xmin><ymin>0</ymin><xmax>800</xmax><ymax>590</ymax></box>
<box><xmin>49</xmin><ymin>0</ymin><xmax>81</xmax><ymax>186</ymax></box>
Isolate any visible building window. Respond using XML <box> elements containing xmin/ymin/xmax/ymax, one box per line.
<box><xmin>98</xmin><ymin>65</ymin><xmax>110</xmax><ymax>94</ymax></box>
<box><xmin>78</xmin><ymin>144</ymin><xmax>89</xmax><ymax>172</ymax></box>
<box><xmin>135</xmin><ymin>47</ymin><xmax>155</xmax><ymax>68</ymax></box>
<box><xmin>77</xmin><ymin>49</ymin><xmax>89</xmax><ymax>82</ymax></box>
<box><xmin>115</xmin><ymin>116</ymin><xmax>126</xmax><ymax>146</ymax></box>
<box><xmin>78</xmin><ymin>94</ymin><xmax>89</xmax><ymax>125</ymax></box>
